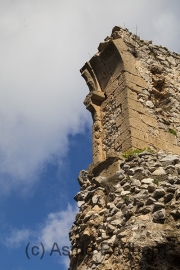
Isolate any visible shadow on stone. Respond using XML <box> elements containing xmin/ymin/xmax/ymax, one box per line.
<box><xmin>139</xmin><ymin>241</ymin><xmax>180</xmax><ymax>270</ymax></box>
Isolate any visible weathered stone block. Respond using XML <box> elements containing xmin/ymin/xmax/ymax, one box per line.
<box><xmin>105</xmin><ymin>79</ymin><xmax>119</xmax><ymax>96</ymax></box>
<box><xmin>116</xmin><ymin>113</ymin><xmax>128</xmax><ymax>127</ymax></box>
<box><xmin>129</xmin><ymin>117</ymin><xmax>148</xmax><ymax>132</ymax></box>
<box><xmin>114</xmin><ymin>39</ymin><xmax>138</xmax><ymax>75</ymax></box>
<box><xmin>131</xmin><ymin>127</ymin><xmax>149</xmax><ymax>142</ymax></box>
<box><xmin>118</xmin><ymin>116</ymin><xmax>131</xmax><ymax>131</ymax></box>
<box><xmin>140</xmin><ymin>114</ymin><xmax>158</xmax><ymax>128</ymax></box>
<box><xmin>127</xmin><ymin>98</ymin><xmax>145</xmax><ymax>114</ymax></box>
<box><xmin>118</xmin><ymin>73</ymin><xmax>127</xmax><ymax>86</ymax></box>
<box><xmin>121</xmin><ymin>137</ymin><xmax>132</xmax><ymax>152</ymax></box>
<box><xmin>149</xmin><ymin>135</ymin><xmax>167</xmax><ymax>151</ymax></box>
<box><xmin>159</xmin><ymin>130</ymin><xmax>177</xmax><ymax>145</ymax></box>
<box><xmin>126</xmin><ymin>88</ymin><xmax>138</xmax><ymax>100</ymax></box>
<box><xmin>125</xmin><ymin>72</ymin><xmax>148</xmax><ymax>89</ymax></box>
<box><xmin>115</xmin><ymin>93</ymin><xmax>127</xmax><ymax>107</ymax></box>
<box><xmin>166</xmin><ymin>143</ymin><xmax>180</xmax><ymax>155</ymax></box>
<box><xmin>91</xmin><ymin>91</ymin><xmax>106</xmax><ymax>102</ymax></box>
<box><xmin>131</xmin><ymin>137</ymin><xmax>148</xmax><ymax>149</ymax></box>
<box><xmin>115</xmin><ymin>128</ymin><xmax>131</xmax><ymax>150</ymax></box>
<box><xmin>128</xmin><ymin>108</ymin><xmax>140</xmax><ymax>119</ymax></box>
<box><xmin>127</xmin><ymin>82</ymin><xmax>142</xmax><ymax>93</ymax></box>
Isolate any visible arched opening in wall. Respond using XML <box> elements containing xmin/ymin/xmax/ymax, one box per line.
<box><xmin>90</xmin><ymin>42</ymin><xmax>123</xmax><ymax>91</ymax></box>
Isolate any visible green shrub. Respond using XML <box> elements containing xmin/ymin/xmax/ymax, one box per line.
<box><xmin>123</xmin><ymin>195</ymin><xmax>129</xmax><ymax>201</ymax></box>
<box><xmin>147</xmin><ymin>147</ymin><xmax>155</xmax><ymax>154</ymax></box>
<box><xmin>122</xmin><ymin>147</ymin><xmax>154</xmax><ymax>159</ymax></box>
<box><xmin>169</xmin><ymin>128</ymin><xmax>177</xmax><ymax>136</ymax></box>
<box><xmin>153</xmin><ymin>179</ymin><xmax>159</xmax><ymax>185</ymax></box>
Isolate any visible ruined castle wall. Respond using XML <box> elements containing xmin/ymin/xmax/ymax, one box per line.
<box><xmin>69</xmin><ymin>27</ymin><xmax>180</xmax><ymax>270</ymax></box>
<box><xmin>81</xmin><ymin>26</ymin><xmax>180</xmax><ymax>167</ymax></box>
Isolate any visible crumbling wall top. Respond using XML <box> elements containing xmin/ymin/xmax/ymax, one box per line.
<box><xmin>80</xmin><ymin>26</ymin><xmax>180</xmax><ymax>172</ymax></box>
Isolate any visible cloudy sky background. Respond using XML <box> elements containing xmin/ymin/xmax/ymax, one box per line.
<box><xmin>0</xmin><ymin>0</ymin><xmax>180</xmax><ymax>269</ymax></box>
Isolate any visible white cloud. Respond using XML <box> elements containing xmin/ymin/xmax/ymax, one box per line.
<box><xmin>0</xmin><ymin>0</ymin><xmax>179</xmax><ymax>195</ymax></box>
<box><xmin>0</xmin><ymin>0</ymin><xmax>90</xmax><ymax>195</ymax></box>
<box><xmin>38</xmin><ymin>204</ymin><xmax>77</xmax><ymax>249</ymax></box>
<box><xmin>4</xmin><ymin>228</ymin><xmax>32</xmax><ymax>248</ymax></box>
<box><xmin>3</xmin><ymin>204</ymin><xmax>78</xmax><ymax>268</ymax></box>
<box><xmin>39</xmin><ymin>204</ymin><xmax>78</xmax><ymax>268</ymax></box>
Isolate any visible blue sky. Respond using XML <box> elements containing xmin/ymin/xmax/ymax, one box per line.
<box><xmin>0</xmin><ymin>0</ymin><xmax>180</xmax><ymax>269</ymax></box>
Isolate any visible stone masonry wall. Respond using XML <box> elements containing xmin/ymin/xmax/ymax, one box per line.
<box><xmin>81</xmin><ymin>26</ymin><xmax>180</xmax><ymax>167</ymax></box>
<box><xmin>69</xmin><ymin>27</ymin><xmax>180</xmax><ymax>270</ymax></box>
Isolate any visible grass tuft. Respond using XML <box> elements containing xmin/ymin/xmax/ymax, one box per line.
<box><xmin>153</xmin><ymin>179</ymin><xmax>159</xmax><ymax>185</ymax></box>
<box><xmin>169</xmin><ymin>128</ymin><xmax>177</xmax><ymax>136</ymax></box>
<box><xmin>122</xmin><ymin>148</ymin><xmax>154</xmax><ymax>159</ymax></box>
<box><xmin>123</xmin><ymin>195</ymin><xmax>129</xmax><ymax>201</ymax></box>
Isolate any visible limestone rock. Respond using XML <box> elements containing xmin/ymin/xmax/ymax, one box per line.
<box><xmin>141</xmin><ymin>178</ymin><xmax>154</xmax><ymax>184</ymax></box>
<box><xmin>153</xmin><ymin>188</ymin><xmax>166</xmax><ymax>198</ymax></box>
<box><xmin>160</xmin><ymin>155</ymin><xmax>179</xmax><ymax>165</ymax></box>
<box><xmin>164</xmin><ymin>193</ymin><xmax>174</xmax><ymax>203</ymax></box>
<box><xmin>153</xmin><ymin>209</ymin><xmax>166</xmax><ymax>221</ymax></box>
<box><xmin>152</xmin><ymin>167</ymin><xmax>166</xmax><ymax>175</ymax></box>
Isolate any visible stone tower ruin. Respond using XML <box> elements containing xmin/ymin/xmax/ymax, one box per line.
<box><xmin>69</xmin><ymin>26</ymin><xmax>180</xmax><ymax>270</ymax></box>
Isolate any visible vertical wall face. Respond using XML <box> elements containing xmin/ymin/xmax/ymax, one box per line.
<box><xmin>81</xmin><ymin>41</ymin><xmax>125</xmax><ymax>164</ymax></box>
<box><xmin>69</xmin><ymin>27</ymin><xmax>180</xmax><ymax>270</ymax></box>
<box><xmin>81</xmin><ymin>27</ymin><xmax>180</xmax><ymax>167</ymax></box>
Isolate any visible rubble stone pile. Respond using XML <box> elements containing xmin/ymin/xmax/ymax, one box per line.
<box><xmin>69</xmin><ymin>151</ymin><xmax>180</xmax><ymax>270</ymax></box>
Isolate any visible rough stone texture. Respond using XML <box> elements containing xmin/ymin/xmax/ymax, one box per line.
<box><xmin>81</xmin><ymin>26</ymin><xmax>180</xmax><ymax>166</ymax></box>
<box><xmin>69</xmin><ymin>151</ymin><xmax>180</xmax><ymax>270</ymax></box>
<box><xmin>69</xmin><ymin>26</ymin><xmax>180</xmax><ymax>270</ymax></box>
